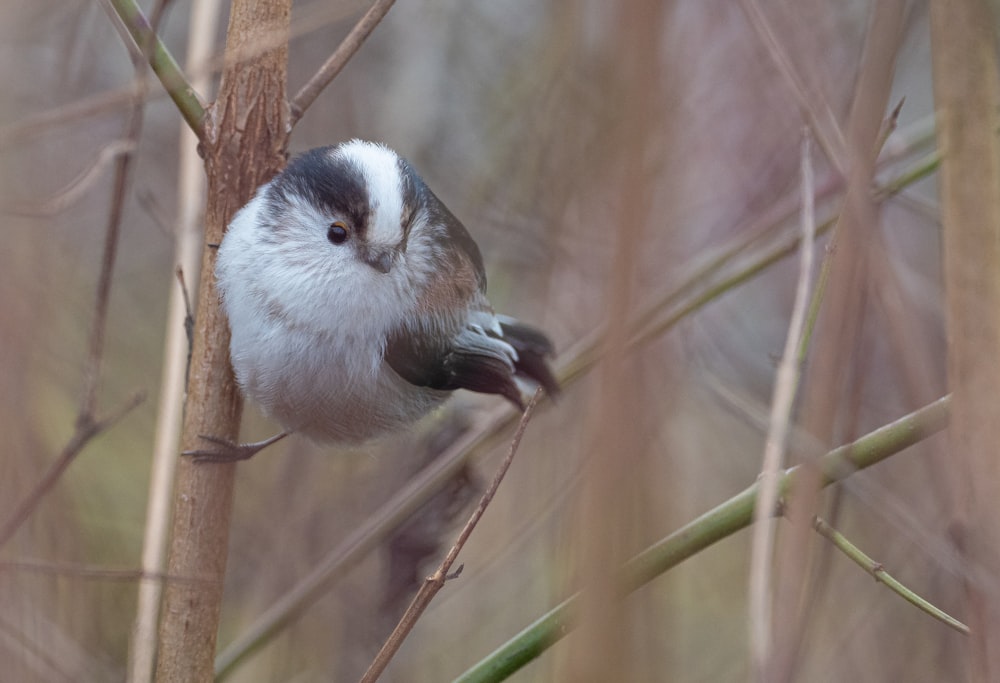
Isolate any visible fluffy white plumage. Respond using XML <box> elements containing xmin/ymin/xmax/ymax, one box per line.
<box><xmin>215</xmin><ymin>140</ymin><xmax>556</xmax><ymax>446</ymax></box>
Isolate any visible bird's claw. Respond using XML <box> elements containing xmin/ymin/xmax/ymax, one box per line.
<box><xmin>182</xmin><ymin>432</ymin><xmax>290</xmax><ymax>463</ymax></box>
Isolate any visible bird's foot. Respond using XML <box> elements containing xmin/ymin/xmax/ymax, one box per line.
<box><xmin>183</xmin><ymin>431</ymin><xmax>291</xmax><ymax>463</ymax></box>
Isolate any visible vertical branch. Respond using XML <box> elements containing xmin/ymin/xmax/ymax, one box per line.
<box><xmin>129</xmin><ymin>1</ymin><xmax>223</xmax><ymax>681</ymax></box>
<box><xmin>768</xmin><ymin>2</ymin><xmax>906</xmax><ymax>679</ymax></box>
<box><xmin>930</xmin><ymin>0</ymin><xmax>1000</xmax><ymax>679</ymax></box>
<box><xmin>748</xmin><ymin>131</ymin><xmax>816</xmax><ymax>673</ymax></box>
<box><xmin>562</xmin><ymin>2</ymin><xmax>664</xmax><ymax>681</ymax></box>
<box><xmin>154</xmin><ymin>1</ymin><xmax>291</xmax><ymax>680</ymax></box>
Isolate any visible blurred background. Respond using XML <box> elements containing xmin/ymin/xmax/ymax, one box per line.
<box><xmin>0</xmin><ymin>1</ymin><xmax>963</xmax><ymax>681</ymax></box>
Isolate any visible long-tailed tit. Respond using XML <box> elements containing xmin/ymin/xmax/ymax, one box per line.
<box><xmin>193</xmin><ymin>140</ymin><xmax>557</xmax><ymax>461</ymax></box>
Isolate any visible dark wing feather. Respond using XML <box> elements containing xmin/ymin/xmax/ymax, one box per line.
<box><xmin>385</xmin><ymin>325</ymin><xmax>524</xmax><ymax>408</ymax></box>
<box><xmin>385</xmin><ymin>316</ymin><xmax>558</xmax><ymax>410</ymax></box>
<box><xmin>498</xmin><ymin>319</ymin><xmax>560</xmax><ymax>398</ymax></box>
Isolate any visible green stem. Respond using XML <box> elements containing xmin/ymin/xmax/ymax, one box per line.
<box><xmin>812</xmin><ymin>517</ymin><xmax>969</xmax><ymax>635</ymax></box>
<box><xmin>454</xmin><ymin>395</ymin><xmax>951</xmax><ymax>683</ymax></box>
<box><xmin>106</xmin><ymin>0</ymin><xmax>207</xmax><ymax>139</ymax></box>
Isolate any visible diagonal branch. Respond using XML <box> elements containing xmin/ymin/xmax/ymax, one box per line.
<box><xmin>289</xmin><ymin>0</ymin><xmax>396</xmax><ymax>127</ymax></box>
<box><xmin>811</xmin><ymin>516</ymin><xmax>969</xmax><ymax>636</ymax></box>
<box><xmin>0</xmin><ymin>392</ymin><xmax>145</xmax><ymax>548</ymax></box>
<box><xmin>360</xmin><ymin>390</ymin><xmax>542</xmax><ymax>683</ymax></box>
<box><xmin>104</xmin><ymin>0</ymin><xmax>208</xmax><ymax>139</ymax></box>
<box><xmin>748</xmin><ymin>130</ymin><xmax>818</xmax><ymax>670</ymax></box>
<box><xmin>455</xmin><ymin>396</ymin><xmax>951</xmax><ymax>683</ymax></box>
<box><xmin>0</xmin><ymin>4</ymin><xmax>158</xmax><ymax>551</ymax></box>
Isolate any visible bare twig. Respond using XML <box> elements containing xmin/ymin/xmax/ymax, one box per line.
<box><xmin>0</xmin><ymin>393</ymin><xmax>145</xmax><ymax>548</ymax></box>
<box><xmin>215</xmin><ymin>401</ymin><xmax>513</xmax><ymax>679</ymax></box>
<box><xmin>811</xmin><ymin>517</ymin><xmax>970</xmax><ymax>636</ymax></box>
<box><xmin>0</xmin><ymin>6</ymin><xmax>156</xmax><ymax>551</ymax></box>
<box><xmin>0</xmin><ymin>559</ymin><xmax>209</xmax><ymax>587</ymax></box>
<box><xmin>104</xmin><ymin>0</ymin><xmax>207</xmax><ymax>138</ymax></box>
<box><xmin>455</xmin><ymin>397</ymin><xmax>952</xmax><ymax>683</ymax></box>
<box><xmin>739</xmin><ymin>0</ymin><xmax>847</xmax><ymax>173</ymax></box>
<box><xmin>1</xmin><ymin>139</ymin><xmax>135</xmax><ymax>216</ymax></box>
<box><xmin>360</xmin><ymin>389</ymin><xmax>542</xmax><ymax>683</ymax></box>
<box><xmin>289</xmin><ymin>0</ymin><xmax>397</xmax><ymax>126</ymax></box>
<box><xmin>0</xmin><ymin>83</ymin><xmax>148</xmax><ymax>148</ymax></box>
<box><xmin>748</xmin><ymin>130</ymin><xmax>817</xmax><ymax>672</ymax></box>
<box><xmin>768</xmin><ymin>3</ymin><xmax>907</xmax><ymax>678</ymax></box>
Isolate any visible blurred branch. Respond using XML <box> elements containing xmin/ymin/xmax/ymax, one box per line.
<box><xmin>749</xmin><ymin>130</ymin><xmax>817</xmax><ymax>670</ymax></box>
<box><xmin>931</xmin><ymin>0</ymin><xmax>1000</xmax><ymax>675</ymax></box>
<box><xmin>0</xmin><ymin>392</ymin><xmax>145</xmax><ymax>548</ymax></box>
<box><xmin>0</xmin><ymin>82</ymin><xmax>163</xmax><ymax>149</ymax></box>
<box><xmin>215</xmin><ymin>401</ymin><xmax>514</xmax><ymax>678</ymax></box>
<box><xmin>0</xmin><ymin>4</ymin><xmax>159</xmax><ymax>550</ymax></box>
<box><xmin>746</xmin><ymin>106</ymin><xmax>913</xmax><ymax>668</ymax></box>
<box><xmin>0</xmin><ymin>558</ymin><xmax>207</xmax><ymax>587</ymax></box>
<box><xmin>770</xmin><ymin>4</ymin><xmax>906</xmax><ymax>675</ymax></box>
<box><xmin>289</xmin><ymin>0</ymin><xmax>396</xmax><ymax>126</ymax></box>
<box><xmin>214</xmin><ymin>133</ymin><xmax>942</xmax><ymax>679</ymax></box>
<box><xmin>739</xmin><ymin>0</ymin><xmax>848</xmax><ymax>172</ymax></box>
<box><xmin>360</xmin><ymin>390</ymin><xmax>542</xmax><ymax>683</ymax></box>
<box><xmin>104</xmin><ymin>0</ymin><xmax>208</xmax><ymax>139</ymax></box>
<box><xmin>560</xmin><ymin>126</ymin><xmax>940</xmax><ymax>386</ymax></box>
<box><xmin>811</xmin><ymin>517</ymin><xmax>969</xmax><ymax>636</ymax></box>
<box><xmin>1</xmin><ymin>139</ymin><xmax>135</xmax><ymax>216</ymax></box>
<box><xmin>455</xmin><ymin>396</ymin><xmax>951</xmax><ymax>683</ymax></box>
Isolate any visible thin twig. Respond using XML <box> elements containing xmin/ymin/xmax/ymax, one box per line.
<box><xmin>0</xmin><ymin>559</ymin><xmax>212</xmax><ymax>587</ymax></box>
<box><xmin>748</xmin><ymin>129</ymin><xmax>817</xmax><ymax>671</ymax></box>
<box><xmin>811</xmin><ymin>517</ymin><xmax>969</xmax><ymax>635</ymax></box>
<box><xmin>739</xmin><ymin>0</ymin><xmax>847</xmax><ymax>173</ymax></box>
<box><xmin>0</xmin><ymin>18</ymin><xmax>154</xmax><ymax>549</ymax></box>
<box><xmin>104</xmin><ymin>0</ymin><xmax>207</xmax><ymax>139</ymax></box>
<box><xmin>289</xmin><ymin>0</ymin><xmax>397</xmax><ymax>126</ymax></box>
<box><xmin>215</xmin><ymin>401</ymin><xmax>513</xmax><ymax>679</ymax></box>
<box><xmin>360</xmin><ymin>388</ymin><xmax>543</xmax><ymax>683</ymax></box>
<box><xmin>455</xmin><ymin>396</ymin><xmax>952</xmax><ymax>683</ymax></box>
<box><xmin>2</xmin><ymin>139</ymin><xmax>136</xmax><ymax>216</ymax></box>
<box><xmin>0</xmin><ymin>393</ymin><xmax>145</xmax><ymax>548</ymax></box>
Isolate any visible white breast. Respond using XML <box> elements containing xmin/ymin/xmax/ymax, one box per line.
<box><xmin>216</xmin><ymin>192</ymin><xmax>450</xmax><ymax>443</ymax></box>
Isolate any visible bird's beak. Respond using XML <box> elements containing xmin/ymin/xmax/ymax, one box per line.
<box><xmin>362</xmin><ymin>246</ymin><xmax>394</xmax><ymax>274</ymax></box>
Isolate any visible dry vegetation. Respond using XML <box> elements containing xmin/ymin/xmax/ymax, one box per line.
<box><xmin>0</xmin><ymin>1</ymin><xmax>995</xmax><ymax>681</ymax></box>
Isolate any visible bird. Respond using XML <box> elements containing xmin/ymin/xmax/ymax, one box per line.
<box><xmin>190</xmin><ymin>140</ymin><xmax>557</xmax><ymax>462</ymax></box>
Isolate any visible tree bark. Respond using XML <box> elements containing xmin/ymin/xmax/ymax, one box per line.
<box><xmin>154</xmin><ymin>1</ymin><xmax>291</xmax><ymax>680</ymax></box>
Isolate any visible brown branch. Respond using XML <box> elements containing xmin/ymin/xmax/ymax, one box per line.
<box><xmin>359</xmin><ymin>389</ymin><xmax>543</xmax><ymax>683</ymax></box>
<box><xmin>153</xmin><ymin>0</ymin><xmax>292</xmax><ymax>679</ymax></box>
<box><xmin>0</xmin><ymin>392</ymin><xmax>145</xmax><ymax>548</ymax></box>
<box><xmin>0</xmin><ymin>5</ymin><xmax>160</xmax><ymax>552</ymax></box>
<box><xmin>1</xmin><ymin>139</ymin><xmax>136</xmax><ymax>216</ymax></box>
<box><xmin>0</xmin><ymin>558</ymin><xmax>209</xmax><ymax>586</ymax></box>
<box><xmin>931</xmin><ymin>0</ymin><xmax>1000</xmax><ymax>675</ymax></box>
<box><xmin>289</xmin><ymin>0</ymin><xmax>396</xmax><ymax>127</ymax></box>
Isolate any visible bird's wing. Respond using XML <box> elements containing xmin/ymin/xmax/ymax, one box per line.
<box><xmin>385</xmin><ymin>308</ymin><xmax>557</xmax><ymax>409</ymax></box>
<box><xmin>385</xmin><ymin>307</ymin><xmax>523</xmax><ymax>407</ymax></box>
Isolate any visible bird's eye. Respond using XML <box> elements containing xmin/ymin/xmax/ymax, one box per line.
<box><xmin>327</xmin><ymin>221</ymin><xmax>350</xmax><ymax>245</ymax></box>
